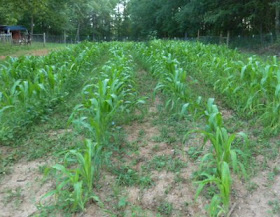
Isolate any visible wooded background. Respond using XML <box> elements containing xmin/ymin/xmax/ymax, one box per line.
<box><xmin>1</xmin><ymin>0</ymin><xmax>280</xmax><ymax>42</ymax></box>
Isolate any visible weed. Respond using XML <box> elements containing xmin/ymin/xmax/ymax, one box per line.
<box><xmin>268</xmin><ymin>200</ymin><xmax>280</xmax><ymax>215</ymax></box>
<box><xmin>144</xmin><ymin>155</ymin><xmax>185</xmax><ymax>173</ymax></box>
<box><xmin>158</xmin><ymin>201</ymin><xmax>173</xmax><ymax>216</ymax></box>
<box><xmin>4</xmin><ymin>187</ymin><xmax>23</xmax><ymax>207</ymax></box>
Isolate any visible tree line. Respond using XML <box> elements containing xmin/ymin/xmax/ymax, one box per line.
<box><xmin>1</xmin><ymin>0</ymin><xmax>280</xmax><ymax>40</ymax></box>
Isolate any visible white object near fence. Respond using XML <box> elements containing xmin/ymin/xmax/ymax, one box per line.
<box><xmin>0</xmin><ymin>33</ymin><xmax>12</xmax><ymax>43</ymax></box>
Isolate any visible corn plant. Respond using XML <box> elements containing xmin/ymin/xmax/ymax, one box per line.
<box><xmin>186</xmin><ymin>98</ymin><xmax>248</xmax><ymax>216</ymax></box>
<box><xmin>70</xmin><ymin>45</ymin><xmax>144</xmax><ymax>147</ymax></box>
<box><xmin>148</xmin><ymin>40</ymin><xmax>280</xmax><ymax>133</ymax></box>
<box><xmin>48</xmin><ymin>43</ymin><xmax>144</xmax><ymax>212</ymax></box>
<box><xmin>196</xmin><ymin>162</ymin><xmax>231</xmax><ymax>216</ymax></box>
<box><xmin>135</xmin><ymin>41</ymin><xmax>190</xmax><ymax>116</ymax></box>
<box><xmin>43</xmin><ymin>139</ymin><xmax>100</xmax><ymax>212</ymax></box>
<box><xmin>0</xmin><ymin>42</ymin><xmax>106</xmax><ymax>140</ymax></box>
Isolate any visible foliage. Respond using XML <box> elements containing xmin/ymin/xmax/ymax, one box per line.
<box><xmin>42</xmin><ymin>140</ymin><xmax>101</xmax><ymax>212</ymax></box>
<box><xmin>149</xmin><ymin>40</ymin><xmax>280</xmax><ymax>133</ymax></box>
<box><xmin>0</xmin><ymin>42</ymin><xmax>105</xmax><ymax>141</ymax></box>
<box><xmin>186</xmin><ymin>99</ymin><xmax>248</xmax><ymax>216</ymax></box>
<box><xmin>43</xmin><ymin>42</ymin><xmax>144</xmax><ymax>212</ymax></box>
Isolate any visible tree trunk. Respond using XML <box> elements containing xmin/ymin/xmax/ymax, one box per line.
<box><xmin>276</xmin><ymin>5</ymin><xmax>280</xmax><ymax>40</ymax></box>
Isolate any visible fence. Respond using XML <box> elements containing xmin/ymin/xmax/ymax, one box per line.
<box><xmin>0</xmin><ymin>34</ymin><xmax>12</xmax><ymax>43</ymax></box>
<box><xmin>0</xmin><ymin>31</ymin><xmax>277</xmax><ymax>51</ymax></box>
<box><xmin>190</xmin><ymin>33</ymin><xmax>275</xmax><ymax>50</ymax></box>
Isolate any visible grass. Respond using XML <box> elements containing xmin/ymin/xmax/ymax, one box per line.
<box><xmin>0</xmin><ymin>42</ymin><xmax>67</xmax><ymax>57</ymax></box>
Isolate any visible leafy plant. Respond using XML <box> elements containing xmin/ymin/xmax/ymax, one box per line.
<box><xmin>42</xmin><ymin>139</ymin><xmax>100</xmax><ymax>212</ymax></box>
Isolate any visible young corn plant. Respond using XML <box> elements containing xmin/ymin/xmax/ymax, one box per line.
<box><xmin>42</xmin><ymin>139</ymin><xmax>100</xmax><ymax>212</ymax></box>
<box><xmin>70</xmin><ymin>45</ymin><xmax>143</xmax><ymax>147</ymax></box>
<box><xmin>186</xmin><ymin>98</ymin><xmax>248</xmax><ymax>216</ymax></box>
<box><xmin>48</xmin><ymin>43</ymin><xmax>144</xmax><ymax>213</ymax></box>
<box><xmin>159</xmin><ymin>40</ymin><xmax>280</xmax><ymax>133</ymax></box>
<box><xmin>0</xmin><ymin>42</ymin><xmax>106</xmax><ymax>141</ymax></box>
<box><xmin>136</xmin><ymin>42</ymin><xmax>190</xmax><ymax>116</ymax></box>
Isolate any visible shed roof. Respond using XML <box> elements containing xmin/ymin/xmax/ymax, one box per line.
<box><xmin>0</xmin><ymin>25</ymin><xmax>27</xmax><ymax>31</ymax></box>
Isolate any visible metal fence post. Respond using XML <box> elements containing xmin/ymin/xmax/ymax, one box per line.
<box><xmin>226</xmin><ymin>31</ymin><xmax>230</xmax><ymax>47</ymax></box>
<box><xmin>64</xmin><ymin>31</ymin><xmax>66</xmax><ymax>44</ymax></box>
<box><xmin>43</xmin><ymin>33</ymin><xmax>46</xmax><ymax>47</ymax></box>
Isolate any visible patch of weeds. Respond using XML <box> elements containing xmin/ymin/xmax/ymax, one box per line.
<box><xmin>164</xmin><ymin>184</ymin><xmax>173</xmax><ymax>195</ymax></box>
<box><xmin>158</xmin><ymin>201</ymin><xmax>173</xmax><ymax>216</ymax></box>
<box><xmin>127</xmin><ymin>205</ymin><xmax>162</xmax><ymax>217</ymax></box>
<box><xmin>110</xmin><ymin>126</ymin><xmax>126</xmax><ymax>152</ymax></box>
<box><xmin>4</xmin><ymin>187</ymin><xmax>23</xmax><ymax>207</ymax></box>
<box><xmin>152</xmin><ymin>135</ymin><xmax>164</xmax><ymax>143</ymax></box>
<box><xmin>268</xmin><ymin>200</ymin><xmax>280</xmax><ymax>215</ymax></box>
<box><xmin>159</xmin><ymin>126</ymin><xmax>177</xmax><ymax>144</ymax></box>
<box><xmin>126</xmin><ymin>141</ymin><xmax>140</xmax><ymax>154</ymax></box>
<box><xmin>202</xmin><ymin>184</ymin><xmax>219</xmax><ymax>200</ymax></box>
<box><xmin>0</xmin><ymin>150</ymin><xmax>18</xmax><ymax>178</ymax></box>
<box><xmin>118</xmin><ymin>196</ymin><xmax>128</xmax><ymax>210</ymax></box>
<box><xmin>144</xmin><ymin>155</ymin><xmax>186</xmax><ymax>172</ymax></box>
<box><xmin>114</xmin><ymin>166</ymin><xmax>152</xmax><ymax>187</ymax></box>
<box><xmin>152</xmin><ymin>144</ymin><xmax>160</xmax><ymax>152</ymax></box>
<box><xmin>138</xmin><ymin>129</ymin><xmax>145</xmax><ymax>138</ymax></box>
<box><xmin>246</xmin><ymin>181</ymin><xmax>259</xmax><ymax>193</ymax></box>
<box><xmin>174</xmin><ymin>172</ymin><xmax>186</xmax><ymax>183</ymax></box>
<box><xmin>187</xmin><ymin>146</ymin><xmax>203</xmax><ymax>160</ymax></box>
<box><xmin>268</xmin><ymin>166</ymin><xmax>280</xmax><ymax>183</ymax></box>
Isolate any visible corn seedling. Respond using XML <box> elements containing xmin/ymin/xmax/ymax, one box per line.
<box><xmin>186</xmin><ymin>98</ymin><xmax>248</xmax><ymax>216</ymax></box>
<box><xmin>43</xmin><ymin>139</ymin><xmax>100</xmax><ymax>212</ymax></box>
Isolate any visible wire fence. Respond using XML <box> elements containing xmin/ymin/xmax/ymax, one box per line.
<box><xmin>186</xmin><ymin>33</ymin><xmax>275</xmax><ymax>50</ymax></box>
<box><xmin>0</xmin><ymin>32</ymin><xmax>278</xmax><ymax>51</ymax></box>
<box><xmin>0</xmin><ymin>34</ymin><xmax>12</xmax><ymax>43</ymax></box>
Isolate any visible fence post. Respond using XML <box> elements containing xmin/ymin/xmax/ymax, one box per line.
<box><xmin>226</xmin><ymin>30</ymin><xmax>230</xmax><ymax>47</ymax></box>
<box><xmin>219</xmin><ymin>32</ymin><xmax>223</xmax><ymax>44</ymax></box>
<box><xmin>43</xmin><ymin>33</ymin><xmax>46</xmax><ymax>47</ymax></box>
<box><xmin>64</xmin><ymin>31</ymin><xmax>66</xmax><ymax>44</ymax></box>
<box><xmin>197</xmin><ymin>30</ymin><xmax>200</xmax><ymax>41</ymax></box>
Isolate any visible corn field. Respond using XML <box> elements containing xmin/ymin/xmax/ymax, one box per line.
<box><xmin>0</xmin><ymin>40</ymin><xmax>279</xmax><ymax>217</ymax></box>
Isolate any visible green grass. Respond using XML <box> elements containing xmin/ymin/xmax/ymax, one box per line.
<box><xmin>0</xmin><ymin>42</ymin><xmax>67</xmax><ymax>57</ymax></box>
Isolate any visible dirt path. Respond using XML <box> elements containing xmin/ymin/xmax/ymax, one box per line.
<box><xmin>122</xmin><ymin>98</ymin><xmax>207</xmax><ymax>216</ymax></box>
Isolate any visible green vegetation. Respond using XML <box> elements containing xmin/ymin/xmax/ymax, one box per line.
<box><xmin>0</xmin><ymin>40</ymin><xmax>279</xmax><ymax>216</ymax></box>
<box><xmin>188</xmin><ymin>99</ymin><xmax>247</xmax><ymax>216</ymax></box>
<box><xmin>1</xmin><ymin>0</ymin><xmax>279</xmax><ymax>44</ymax></box>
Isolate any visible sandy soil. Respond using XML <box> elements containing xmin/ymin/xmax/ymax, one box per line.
<box><xmin>233</xmin><ymin>157</ymin><xmax>280</xmax><ymax>217</ymax></box>
<box><xmin>0</xmin><ymin>159</ymin><xmax>54</xmax><ymax>217</ymax></box>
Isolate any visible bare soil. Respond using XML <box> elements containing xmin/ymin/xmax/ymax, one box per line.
<box><xmin>0</xmin><ymin>159</ymin><xmax>53</xmax><ymax>217</ymax></box>
<box><xmin>233</xmin><ymin>157</ymin><xmax>280</xmax><ymax>217</ymax></box>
